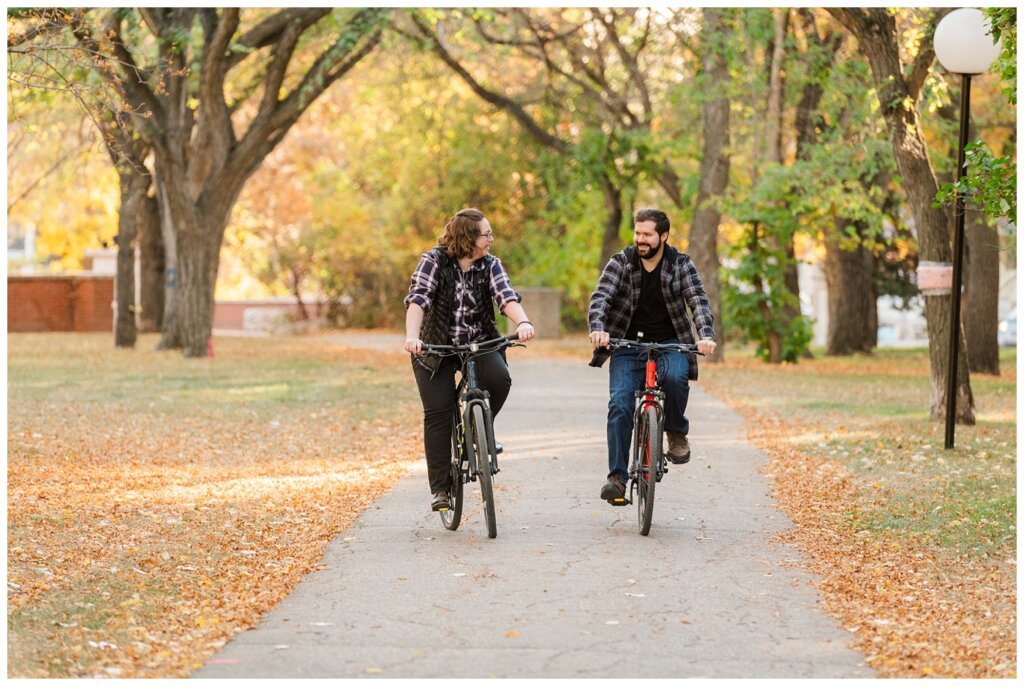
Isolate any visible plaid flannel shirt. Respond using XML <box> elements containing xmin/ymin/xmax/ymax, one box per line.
<box><xmin>588</xmin><ymin>244</ymin><xmax>715</xmax><ymax>367</ymax></box>
<box><xmin>405</xmin><ymin>251</ymin><xmax>522</xmax><ymax>344</ymax></box>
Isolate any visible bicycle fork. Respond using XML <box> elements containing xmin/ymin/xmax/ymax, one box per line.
<box><xmin>461</xmin><ymin>359</ymin><xmax>501</xmax><ymax>478</ymax></box>
<box><xmin>459</xmin><ymin>396</ymin><xmax>500</xmax><ymax>480</ymax></box>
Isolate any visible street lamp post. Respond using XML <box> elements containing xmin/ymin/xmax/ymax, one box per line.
<box><xmin>932</xmin><ymin>8</ymin><xmax>1001</xmax><ymax>449</ymax></box>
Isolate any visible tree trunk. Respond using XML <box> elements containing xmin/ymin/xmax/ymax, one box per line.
<box><xmin>829</xmin><ymin>8</ymin><xmax>974</xmax><ymax>424</ymax></box>
<box><xmin>156</xmin><ymin>173</ymin><xmax>182</xmax><ymax>351</ymax></box>
<box><xmin>290</xmin><ymin>268</ymin><xmax>309</xmax><ymax>321</ymax></box>
<box><xmin>768</xmin><ymin>11</ymin><xmax>804</xmax><ymax>344</ymax></box>
<box><xmin>688</xmin><ymin>7</ymin><xmax>730</xmax><ymax>362</ymax></box>
<box><xmin>823</xmin><ymin>219</ymin><xmax>877</xmax><ymax>355</ymax></box>
<box><xmin>750</xmin><ymin>223</ymin><xmax>783</xmax><ymax>363</ymax></box>
<box><xmin>961</xmin><ymin>116</ymin><xmax>1001</xmax><ymax>375</ymax></box>
<box><xmin>964</xmin><ymin>209</ymin><xmax>1000</xmax><ymax>374</ymax></box>
<box><xmin>114</xmin><ymin>172</ymin><xmax>150</xmax><ymax>348</ymax></box>
<box><xmin>598</xmin><ymin>172</ymin><xmax>624</xmax><ymax>271</ymax></box>
<box><xmin>138</xmin><ymin>193</ymin><xmax>164</xmax><ymax>332</ymax></box>
<box><xmin>177</xmin><ymin>228</ymin><xmax>219</xmax><ymax>357</ymax></box>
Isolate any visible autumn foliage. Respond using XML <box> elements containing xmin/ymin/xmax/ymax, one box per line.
<box><xmin>7</xmin><ymin>334</ymin><xmax>421</xmax><ymax>677</ymax></box>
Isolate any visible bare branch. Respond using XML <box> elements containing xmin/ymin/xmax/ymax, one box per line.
<box><xmin>410</xmin><ymin>11</ymin><xmax>569</xmax><ymax>153</ymax></box>
<box><xmin>225</xmin><ymin>9</ymin><xmax>330</xmax><ymax>72</ymax></box>
<box><xmin>906</xmin><ymin>9</ymin><xmax>949</xmax><ymax>102</ymax></box>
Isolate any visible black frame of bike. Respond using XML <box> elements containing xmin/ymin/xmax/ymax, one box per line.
<box><xmin>419</xmin><ymin>334</ymin><xmax>522</xmax><ymax>538</ymax></box>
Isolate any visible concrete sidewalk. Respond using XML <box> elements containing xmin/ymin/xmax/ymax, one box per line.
<box><xmin>196</xmin><ymin>339</ymin><xmax>872</xmax><ymax>678</ymax></box>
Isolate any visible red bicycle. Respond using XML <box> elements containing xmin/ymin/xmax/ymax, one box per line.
<box><xmin>608</xmin><ymin>338</ymin><xmax>703</xmax><ymax>535</ymax></box>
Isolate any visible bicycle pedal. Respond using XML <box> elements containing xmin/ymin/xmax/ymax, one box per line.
<box><xmin>610</xmin><ymin>497</ymin><xmax>629</xmax><ymax>507</ymax></box>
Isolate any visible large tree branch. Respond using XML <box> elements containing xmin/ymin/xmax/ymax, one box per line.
<box><xmin>905</xmin><ymin>9</ymin><xmax>949</xmax><ymax>101</ymax></box>
<box><xmin>70</xmin><ymin>13</ymin><xmax>164</xmax><ymax>136</ymax></box>
<box><xmin>200</xmin><ymin>9</ymin><xmax>238</xmax><ymax>143</ymax></box>
<box><xmin>225</xmin><ymin>9</ymin><xmax>330</xmax><ymax>71</ymax></box>
<box><xmin>411</xmin><ymin>11</ymin><xmax>569</xmax><ymax>153</ymax></box>
<box><xmin>515</xmin><ymin>14</ymin><xmax>621</xmax><ymax>125</ymax></box>
<box><xmin>596</xmin><ymin>9</ymin><xmax>652</xmax><ymax>119</ymax></box>
<box><xmin>258</xmin><ymin>19</ymin><xmax>303</xmax><ymax>120</ymax></box>
<box><xmin>137</xmin><ymin>8</ymin><xmax>166</xmax><ymax>39</ymax></box>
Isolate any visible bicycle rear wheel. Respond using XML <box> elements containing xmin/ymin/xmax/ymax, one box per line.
<box><xmin>440</xmin><ymin>417</ymin><xmax>464</xmax><ymax>531</ymax></box>
<box><xmin>469</xmin><ymin>404</ymin><xmax>497</xmax><ymax>539</ymax></box>
<box><xmin>636</xmin><ymin>405</ymin><xmax>660</xmax><ymax>535</ymax></box>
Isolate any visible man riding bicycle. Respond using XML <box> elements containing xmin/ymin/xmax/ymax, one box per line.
<box><xmin>588</xmin><ymin>208</ymin><xmax>717</xmax><ymax>504</ymax></box>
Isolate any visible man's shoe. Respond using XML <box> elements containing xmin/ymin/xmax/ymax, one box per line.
<box><xmin>666</xmin><ymin>432</ymin><xmax>691</xmax><ymax>464</ymax></box>
<box><xmin>600</xmin><ymin>475</ymin><xmax>626</xmax><ymax>503</ymax></box>
<box><xmin>431</xmin><ymin>492</ymin><xmax>451</xmax><ymax>511</ymax></box>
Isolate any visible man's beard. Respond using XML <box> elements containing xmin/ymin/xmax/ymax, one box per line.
<box><xmin>636</xmin><ymin>237</ymin><xmax>662</xmax><ymax>259</ymax></box>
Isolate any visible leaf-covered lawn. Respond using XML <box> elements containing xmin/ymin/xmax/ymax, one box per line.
<box><xmin>700</xmin><ymin>345</ymin><xmax>1016</xmax><ymax>678</ymax></box>
<box><xmin>7</xmin><ymin>334</ymin><xmax>422</xmax><ymax>678</ymax></box>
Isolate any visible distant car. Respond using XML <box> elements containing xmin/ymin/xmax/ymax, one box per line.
<box><xmin>997</xmin><ymin>310</ymin><xmax>1016</xmax><ymax>348</ymax></box>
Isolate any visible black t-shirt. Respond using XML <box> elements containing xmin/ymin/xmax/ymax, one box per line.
<box><xmin>625</xmin><ymin>257</ymin><xmax>676</xmax><ymax>342</ymax></box>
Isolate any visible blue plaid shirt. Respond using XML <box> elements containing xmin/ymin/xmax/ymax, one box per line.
<box><xmin>405</xmin><ymin>251</ymin><xmax>522</xmax><ymax>344</ymax></box>
<box><xmin>588</xmin><ymin>244</ymin><xmax>715</xmax><ymax>367</ymax></box>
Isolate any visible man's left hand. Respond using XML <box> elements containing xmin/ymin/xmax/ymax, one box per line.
<box><xmin>697</xmin><ymin>339</ymin><xmax>716</xmax><ymax>356</ymax></box>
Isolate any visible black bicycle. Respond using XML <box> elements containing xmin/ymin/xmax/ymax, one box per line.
<box><xmin>608</xmin><ymin>338</ymin><xmax>704</xmax><ymax>536</ymax></box>
<box><xmin>419</xmin><ymin>333</ymin><xmax>524</xmax><ymax>539</ymax></box>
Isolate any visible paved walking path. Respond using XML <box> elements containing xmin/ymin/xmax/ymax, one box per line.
<box><xmin>196</xmin><ymin>334</ymin><xmax>872</xmax><ymax>678</ymax></box>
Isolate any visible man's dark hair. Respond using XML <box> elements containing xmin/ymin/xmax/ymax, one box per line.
<box><xmin>634</xmin><ymin>208</ymin><xmax>670</xmax><ymax>235</ymax></box>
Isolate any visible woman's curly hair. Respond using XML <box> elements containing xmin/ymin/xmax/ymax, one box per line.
<box><xmin>438</xmin><ymin>208</ymin><xmax>486</xmax><ymax>259</ymax></box>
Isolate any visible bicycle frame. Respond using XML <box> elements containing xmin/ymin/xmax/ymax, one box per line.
<box><xmin>607</xmin><ymin>338</ymin><xmax>702</xmax><ymax>533</ymax></box>
<box><xmin>420</xmin><ymin>334</ymin><xmax>522</xmax><ymax>538</ymax></box>
<box><xmin>453</xmin><ymin>359</ymin><xmax>500</xmax><ymax>483</ymax></box>
<box><xmin>633</xmin><ymin>351</ymin><xmax>666</xmax><ymax>484</ymax></box>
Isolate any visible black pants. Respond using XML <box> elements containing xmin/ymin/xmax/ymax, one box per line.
<box><xmin>412</xmin><ymin>351</ymin><xmax>512</xmax><ymax>494</ymax></box>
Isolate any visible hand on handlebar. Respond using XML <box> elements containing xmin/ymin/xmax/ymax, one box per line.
<box><xmin>589</xmin><ymin>331</ymin><xmax>610</xmax><ymax>349</ymax></box>
<box><xmin>696</xmin><ymin>339</ymin><xmax>716</xmax><ymax>356</ymax></box>
<box><xmin>405</xmin><ymin>337</ymin><xmax>423</xmax><ymax>355</ymax></box>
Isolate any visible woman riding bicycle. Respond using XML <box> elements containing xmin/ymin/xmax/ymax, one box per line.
<box><xmin>404</xmin><ymin>208</ymin><xmax>536</xmax><ymax>512</ymax></box>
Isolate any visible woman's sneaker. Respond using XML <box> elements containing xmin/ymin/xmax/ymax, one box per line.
<box><xmin>431</xmin><ymin>492</ymin><xmax>451</xmax><ymax>511</ymax></box>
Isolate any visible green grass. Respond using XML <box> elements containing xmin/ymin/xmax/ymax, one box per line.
<box><xmin>7</xmin><ymin>333</ymin><xmax>417</xmax><ymax>423</ymax></box>
<box><xmin>703</xmin><ymin>344</ymin><xmax>1016</xmax><ymax>557</ymax></box>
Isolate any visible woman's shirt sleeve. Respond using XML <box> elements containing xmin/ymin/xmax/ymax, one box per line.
<box><xmin>404</xmin><ymin>252</ymin><xmax>438</xmax><ymax>311</ymax></box>
<box><xmin>488</xmin><ymin>257</ymin><xmax>522</xmax><ymax>314</ymax></box>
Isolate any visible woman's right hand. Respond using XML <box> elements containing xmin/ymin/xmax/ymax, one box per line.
<box><xmin>405</xmin><ymin>337</ymin><xmax>423</xmax><ymax>355</ymax></box>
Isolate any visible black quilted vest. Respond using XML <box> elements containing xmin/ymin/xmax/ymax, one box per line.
<box><xmin>415</xmin><ymin>248</ymin><xmax>501</xmax><ymax>374</ymax></box>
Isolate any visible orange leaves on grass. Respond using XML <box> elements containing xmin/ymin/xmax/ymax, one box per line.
<box><xmin>8</xmin><ymin>336</ymin><xmax>422</xmax><ymax>678</ymax></box>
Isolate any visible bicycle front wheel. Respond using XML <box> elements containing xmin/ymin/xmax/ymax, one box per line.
<box><xmin>440</xmin><ymin>418</ymin><xmax>464</xmax><ymax>531</ymax></box>
<box><xmin>469</xmin><ymin>404</ymin><xmax>497</xmax><ymax>539</ymax></box>
<box><xmin>636</xmin><ymin>405</ymin><xmax>660</xmax><ymax>536</ymax></box>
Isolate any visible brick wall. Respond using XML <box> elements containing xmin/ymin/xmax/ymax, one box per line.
<box><xmin>8</xmin><ymin>275</ymin><xmax>114</xmax><ymax>332</ymax></box>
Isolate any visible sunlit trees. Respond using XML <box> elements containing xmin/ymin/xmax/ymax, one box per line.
<box><xmin>10</xmin><ymin>8</ymin><xmax>388</xmax><ymax>356</ymax></box>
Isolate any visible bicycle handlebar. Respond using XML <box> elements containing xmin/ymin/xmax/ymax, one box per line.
<box><xmin>419</xmin><ymin>332</ymin><xmax>523</xmax><ymax>357</ymax></box>
<box><xmin>607</xmin><ymin>338</ymin><xmax>705</xmax><ymax>355</ymax></box>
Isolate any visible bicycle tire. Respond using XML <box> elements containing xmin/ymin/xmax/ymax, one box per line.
<box><xmin>637</xmin><ymin>405</ymin><xmax>660</xmax><ymax>535</ymax></box>
<box><xmin>469</xmin><ymin>403</ymin><xmax>497</xmax><ymax>539</ymax></box>
<box><xmin>440</xmin><ymin>419</ymin><xmax>464</xmax><ymax>531</ymax></box>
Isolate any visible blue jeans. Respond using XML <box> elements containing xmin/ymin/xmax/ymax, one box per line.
<box><xmin>606</xmin><ymin>340</ymin><xmax>690</xmax><ymax>484</ymax></box>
